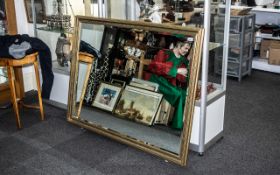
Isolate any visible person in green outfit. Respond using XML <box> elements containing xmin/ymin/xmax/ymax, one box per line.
<box><xmin>146</xmin><ymin>39</ymin><xmax>192</xmax><ymax>130</ymax></box>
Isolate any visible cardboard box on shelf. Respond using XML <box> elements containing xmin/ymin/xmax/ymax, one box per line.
<box><xmin>260</xmin><ymin>39</ymin><xmax>271</xmax><ymax>59</ymax></box>
<box><xmin>270</xmin><ymin>41</ymin><xmax>280</xmax><ymax>48</ymax></box>
<box><xmin>268</xmin><ymin>48</ymin><xmax>280</xmax><ymax>65</ymax></box>
<box><xmin>260</xmin><ymin>39</ymin><xmax>280</xmax><ymax>59</ymax></box>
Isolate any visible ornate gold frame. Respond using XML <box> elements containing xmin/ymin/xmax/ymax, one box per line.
<box><xmin>67</xmin><ymin>16</ymin><xmax>204</xmax><ymax>166</ymax></box>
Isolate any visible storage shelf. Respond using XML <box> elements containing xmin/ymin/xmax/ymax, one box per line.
<box><xmin>209</xmin><ymin>42</ymin><xmax>223</xmax><ymax>51</ymax></box>
<box><xmin>216</xmin><ymin>69</ymin><xmax>250</xmax><ymax>78</ymax></box>
<box><xmin>252</xmin><ymin>57</ymin><xmax>280</xmax><ymax>73</ymax></box>
<box><xmin>214</xmin><ymin>13</ymin><xmax>255</xmax><ymax>33</ymax></box>
<box><xmin>37</xmin><ymin>26</ymin><xmax>74</xmax><ymax>34</ymax></box>
<box><xmin>255</xmin><ymin>33</ymin><xmax>280</xmax><ymax>41</ymax></box>
<box><xmin>228</xmin><ymin>56</ymin><xmax>251</xmax><ymax>63</ymax></box>
<box><xmin>252</xmin><ymin>7</ymin><xmax>280</xmax><ymax>13</ymax></box>
<box><xmin>251</xmin><ymin>7</ymin><xmax>280</xmax><ymax>74</ymax></box>
<box><xmin>215</xmin><ymin>31</ymin><xmax>253</xmax><ymax>49</ymax></box>
<box><xmin>218</xmin><ymin>5</ymin><xmax>280</xmax><ymax>13</ymax></box>
<box><xmin>195</xmin><ymin>85</ymin><xmax>225</xmax><ymax>106</ymax></box>
<box><xmin>216</xmin><ymin>56</ymin><xmax>251</xmax><ymax>63</ymax></box>
<box><xmin>214</xmin><ymin>13</ymin><xmax>255</xmax><ymax>81</ymax></box>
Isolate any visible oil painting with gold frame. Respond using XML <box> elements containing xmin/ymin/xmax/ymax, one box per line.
<box><xmin>67</xmin><ymin>16</ymin><xmax>203</xmax><ymax>166</ymax></box>
<box><xmin>114</xmin><ymin>85</ymin><xmax>163</xmax><ymax>126</ymax></box>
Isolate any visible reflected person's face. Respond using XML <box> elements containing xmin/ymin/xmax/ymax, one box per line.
<box><xmin>179</xmin><ymin>43</ymin><xmax>190</xmax><ymax>56</ymax></box>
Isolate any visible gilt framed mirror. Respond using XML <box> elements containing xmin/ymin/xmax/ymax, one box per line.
<box><xmin>67</xmin><ymin>16</ymin><xmax>203</xmax><ymax>166</ymax></box>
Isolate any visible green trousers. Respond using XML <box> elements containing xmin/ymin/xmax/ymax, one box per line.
<box><xmin>150</xmin><ymin>75</ymin><xmax>187</xmax><ymax>130</ymax></box>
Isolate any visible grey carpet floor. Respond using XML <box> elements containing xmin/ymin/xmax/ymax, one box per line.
<box><xmin>0</xmin><ymin>70</ymin><xmax>279</xmax><ymax>175</ymax></box>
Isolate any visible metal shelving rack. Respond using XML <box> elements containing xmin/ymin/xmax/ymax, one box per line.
<box><xmin>214</xmin><ymin>13</ymin><xmax>255</xmax><ymax>81</ymax></box>
<box><xmin>251</xmin><ymin>7</ymin><xmax>280</xmax><ymax>74</ymax></box>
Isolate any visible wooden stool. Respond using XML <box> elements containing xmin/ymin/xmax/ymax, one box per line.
<box><xmin>0</xmin><ymin>52</ymin><xmax>44</xmax><ymax>129</ymax></box>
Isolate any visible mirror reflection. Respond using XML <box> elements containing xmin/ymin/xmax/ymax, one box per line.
<box><xmin>73</xmin><ymin>21</ymin><xmax>196</xmax><ymax>155</ymax></box>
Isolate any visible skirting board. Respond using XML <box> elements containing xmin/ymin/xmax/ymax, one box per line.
<box><xmin>49</xmin><ymin>72</ymin><xmax>70</xmax><ymax>104</ymax></box>
<box><xmin>43</xmin><ymin>98</ymin><xmax>67</xmax><ymax>110</ymax></box>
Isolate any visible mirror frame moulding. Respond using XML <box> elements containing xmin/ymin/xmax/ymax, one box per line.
<box><xmin>67</xmin><ymin>15</ymin><xmax>204</xmax><ymax>166</ymax></box>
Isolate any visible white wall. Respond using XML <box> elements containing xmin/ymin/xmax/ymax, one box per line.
<box><xmin>14</xmin><ymin>0</ymin><xmax>25</xmax><ymax>34</ymax></box>
<box><xmin>110</xmin><ymin>0</ymin><xmax>126</xmax><ymax>19</ymax></box>
<box><xmin>14</xmin><ymin>0</ymin><xmax>36</xmax><ymax>91</ymax></box>
<box><xmin>81</xmin><ymin>23</ymin><xmax>104</xmax><ymax>50</ymax></box>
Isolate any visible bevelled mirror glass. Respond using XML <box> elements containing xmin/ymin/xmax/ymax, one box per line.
<box><xmin>68</xmin><ymin>16</ymin><xmax>203</xmax><ymax>166</ymax></box>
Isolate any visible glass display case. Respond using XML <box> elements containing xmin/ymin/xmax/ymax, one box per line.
<box><xmin>190</xmin><ymin>0</ymin><xmax>231</xmax><ymax>155</ymax></box>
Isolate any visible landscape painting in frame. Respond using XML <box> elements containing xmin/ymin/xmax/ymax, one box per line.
<box><xmin>114</xmin><ymin>85</ymin><xmax>163</xmax><ymax>125</ymax></box>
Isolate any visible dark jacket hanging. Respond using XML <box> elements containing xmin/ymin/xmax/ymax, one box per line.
<box><xmin>0</xmin><ymin>34</ymin><xmax>54</xmax><ymax>99</ymax></box>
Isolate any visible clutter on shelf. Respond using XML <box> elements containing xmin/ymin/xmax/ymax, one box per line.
<box><xmin>46</xmin><ymin>0</ymin><xmax>71</xmax><ymax>31</ymax></box>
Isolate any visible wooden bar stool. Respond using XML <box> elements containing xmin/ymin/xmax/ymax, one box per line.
<box><xmin>0</xmin><ymin>52</ymin><xmax>44</xmax><ymax>129</ymax></box>
<box><xmin>76</xmin><ymin>52</ymin><xmax>95</xmax><ymax>118</ymax></box>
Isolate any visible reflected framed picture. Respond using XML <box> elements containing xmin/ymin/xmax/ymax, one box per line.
<box><xmin>129</xmin><ymin>78</ymin><xmax>159</xmax><ymax>92</ymax></box>
<box><xmin>111</xmin><ymin>79</ymin><xmax>126</xmax><ymax>88</ymax></box>
<box><xmin>92</xmin><ymin>82</ymin><xmax>122</xmax><ymax>112</ymax></box>
<box><xmin>114</xmin><ymin>85</ymin><xmax>163</xmax><ymax>125</ymax></box>
<box><xmin>24</xmin><ymin>0</ymin><xmax>46</xmax><ymax>24</ymax></box>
